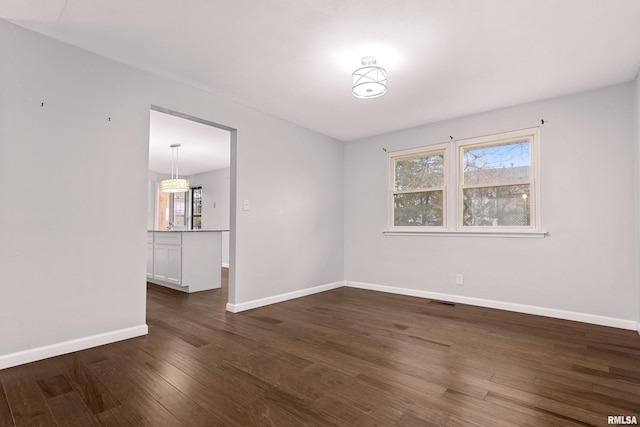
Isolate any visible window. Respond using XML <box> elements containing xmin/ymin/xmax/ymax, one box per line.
<box><xmin>388</xmin><ymin>128</ymin><xmax>540</xmax><ymax>234</ymax></box>
<box><xmin>156</xmin><ymin>189</ymin><xmax>189</xmax><ymax>230</ymax></box>
<box><xmin>172</xmin><ymin>192</ymin><xmax>187</xmax><ymax>227</ymax></box>
<box><xmin>389</xmin><ymin>144</ymin><xmax>447</xmax><ymax>229</ymax></box>
<box><xmin>458</xmin><ymin>129</ymin><xmax>538</xmax><ymax>230</ymax></box>
<box><xmin>191</xmin><ymin>187</ymin><xmax>202</xmax><ymax>230</ymax></box>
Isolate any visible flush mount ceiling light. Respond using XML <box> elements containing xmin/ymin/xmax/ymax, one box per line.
<box><xmin>352</xmin><ymin>56</ymin><xmax>387</xmax><ymax>99</ymax></box>
<box><xmin>160</xmin><ymin>143</ymin><xmax>190</xmax><ymax>193</ymax></box>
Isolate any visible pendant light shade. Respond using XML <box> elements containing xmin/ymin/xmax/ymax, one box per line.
<box><xmin>160</xmin><ymin>143</ymin><xmax>189</xmax><ymax>193</ymax></box>
<box><xmin>160</xmin><ymin>178</ymin><xmax>189</xmax><ymax>193</ymax></box>
<box><xmin>352</xmin><ymin>56</ymin><xmax>387</xmax><ymax>99</ymax></box>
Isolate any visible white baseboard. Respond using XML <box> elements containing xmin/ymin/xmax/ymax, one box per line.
<box><xmin>226</xmin><ymin>281</ymin><xmax>345</xmax><ymax>313</ymax></box>
<box><xmin>5</xmin><ymin>283</ymin><xmax>635</xmax><ymax>370</ymax></box>
<box><xmin>0</xmin><ymin>324</ymin><xmax>148</xmax><ymax>370</ymax></box>
<box><xmin>222</xmin><ymin>263</ymin><xmax>229</xmax><ymax>268</ymax></box>
<box><xmin>346</xmin><ymin>281</ymin><xmax>639</xmax><ymax>331</ymax></box>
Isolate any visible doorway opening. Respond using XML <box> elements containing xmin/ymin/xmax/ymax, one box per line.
<box><xmin>147</xmin><ymin>105</ymin><xmax>236</xmax><ymax>304</ymax></box>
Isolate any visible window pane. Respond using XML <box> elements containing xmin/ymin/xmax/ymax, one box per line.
<box><xmin>157</xmin><ymin>190</ymin><xmax>170</xmax><ymax>230</ymax></box>
<box><xmin>192</xmin><ymin>187</ymin><xmax>202</xmax><ymax>215</ymax></box>
<box><xmin>463</xmin><ymin>141</ymin><xmax>530</xmax><ymax>185</ymax></box>
<box><xmin>394</xmin><ymin>191</ymin><xmax>443</xmax><ymax>227</ymax></box>
<box><xmin>463</xmin><ymin>184</ymin><xmax>530</xmax><ymax>227</ymax></box>
<box><xmin>192</xmin><ymin>216</ymin><xmax>202</xmax><ymax>230</ymax></box>
<box><xmin>172</xmin><ymin>192</ymin><xmax>187</xmax><ymax>226</ymax></box>
<box><xmin>191</xmin><ymin>187</ymin><xmax>202</xmax><ymax>230</ymax></box>
<box><xmin>395</xmin><ymin>153</ymin><xmax>444</xmax><ymax>191</ymax></box>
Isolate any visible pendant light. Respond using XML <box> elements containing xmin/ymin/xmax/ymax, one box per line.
<box><xmin>352</xmin><ymin>56</ymin><xmax>387</xmax><ymax>99</ymax></box>
<box><xmin>160</xmin><ymin>143</ymin><xmax>190</xmax><ymax>193</ymax></box>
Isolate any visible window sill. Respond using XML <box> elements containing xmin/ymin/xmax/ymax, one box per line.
<box><xmin>382</xmin><ymin>229</ymin><xmax>548</xmax><ymax>238</ymax></box>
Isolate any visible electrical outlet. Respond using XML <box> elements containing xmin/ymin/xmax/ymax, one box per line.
<box><xmin>455</xmin><ymin>274</ymin><xmax>464</xmax><ymax>285</ymax></box>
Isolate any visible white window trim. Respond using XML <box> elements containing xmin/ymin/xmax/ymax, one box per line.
<box><xmin>384</xmin><ymin>127</ymin><xmax>546</xmax><ymax>238</ymax></box>
<box><xmin>457</xmin><ymin>128</ymin><xmax>540</xmax><ymax>231</ymax></box>
<box><xmin>388</xmin><ymin>143</ymin><xmax>448</xmax><ymax>231</ymax></box>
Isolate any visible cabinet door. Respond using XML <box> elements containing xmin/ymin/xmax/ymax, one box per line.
<box><xmin>153</xmin><ymin>244</ymin><xmax>182</xmax><ymax>285</ymax></box>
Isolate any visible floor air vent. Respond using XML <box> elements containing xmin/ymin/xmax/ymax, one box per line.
<box><xmin>429</xmin><ymin>300</ymin><xmax>456</xmax><ymax>306</ymax></box>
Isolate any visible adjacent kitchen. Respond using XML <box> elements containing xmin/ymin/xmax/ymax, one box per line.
<box><xmin>146</xmin><ymin>107</ymin><xmax>231</xmax><ymax>293</ymax></box>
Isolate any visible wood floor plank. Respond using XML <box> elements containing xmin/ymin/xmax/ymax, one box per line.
<box><xmin>2</xmin><ymin>270</ymin><xmax>640</xmax><ymax>426</ymax></box>
<box><xmin>144</xmin><ymin>358</ymin><xmax>255</xmax><ymax>425</ymax></box>
<box><xmin>394</xmin><ymin>411</ymin><xmax>443</xmax><ymax>427</ymax></box>
<box><xmin>0</xmin><ymin>367</ymin><xmax>57</xmax><ymax>426</ymax></box>
<box><xmin>44</xmin><ymin>391</ymin><xmax>101</xmax><ymax>427</ymax></box>
<box><xmin>95</xmin><ymin>405</ymin><xmax>143</xmax><ymax>427</ymax></box>
<box><xmin>306</xmin><ymin>394</ymin><xmax>388</xmax><ymax>426</ymax></box>
<box><xmin>88</xmin><ymin>358</ymin><xmax>185</xmax><ymax>427</ymax></box>
<box><xmin>441</xmin><ymin>388</ymin><xmax>548</xmax><ymax>427</ymax></box>
<box><xmin>592</xmin><ymin>382</ymin><xmax>640</xmax><ymax>403</ymax></box>
<box><xmin>155</xmin><ymin>392</ymin><xmax>219</xmax><ymax>427</ymax></box>
<box><xmin>0</xmin><ymin>378</ymin><xmax>15</xmax><ymax>427</ymax></box>
<box><xmin>52</xmin><ymin>355</ymin><xmax>121</xmax><ymax>416</ymax></box>
<box><xmin>484</xmin><ymin>391</ymin><xmax>595</xmax><ymax>427</ymax></box>
<box><xmin>534</xmin><ymin>376</ymin><xmax>639</xmax><ymax>413</ymax></box>
<box><xmin>487</xmin><ymin>375</ymin><xmax>606</xmax><ymax>425</ymax></box>
<box><xmin>36</xmin><ymin>374</ymin><xmax>74</xmax><ymax>399</ymax></box>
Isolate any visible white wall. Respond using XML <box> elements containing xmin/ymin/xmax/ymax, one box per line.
<box><xmin>230</xmin><ymin>113</ymin><xmax>345</xmax><ymax>304</ymax></box>
<box><xmin>190</xmin><ymin>168</ymin><xmax>231</xmax><ymax>266</ymax></box>
<box><xmin>344</xmin><ymin>82</ymin><xmax>639</xmax><ymax>325</ymax></box>
<box><xmin>0</xmin><ymin>21</ymin><xmax>150</xmax><ymax>361</ymax></box>
<box><xmin>190</xmin><ymin>168</ymin><xmax>230</xmax><ymax>230</ymax></box>
<box><xmin>0</xmin><ymin>20</ymin><xmax>344</xmax><ymax>365</ymax></box>
<box><xmin>147</xmin><ymin>170</ymin><xmax>158</xmax><ymax>229</ymax></box>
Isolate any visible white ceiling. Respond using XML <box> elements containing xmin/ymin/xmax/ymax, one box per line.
<box><xmin>2</xmin><ymin>0</ymin><xmax>640</xmax><ymax>142</ymax></box>
<box><xmin>148</xmin><ymin>110</ymin><xmax>230</xmax><ymax>176</ymax></box>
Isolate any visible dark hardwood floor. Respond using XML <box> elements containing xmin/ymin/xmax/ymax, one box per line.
<box><xmin>2</xmin><ymin>270</ymin><xmax>640</xmax><ymax>426</ymax></box>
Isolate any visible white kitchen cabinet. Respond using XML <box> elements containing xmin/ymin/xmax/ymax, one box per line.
<box><xmin>153</xmin><ymin>244</ymin><xmax>182</xmax><ymax>285</ymax></box>
<box><xmin>147</xmin><ymin>231</ymin><xmax>222</xmax><ymax>293</ymax></box>
<box><xmin>146</xmin><ymin>232</ymin><xmax>154</xmax><ymax>279</ymax></box>
<box><xmin>152</xmin><ymin>232</ymin><xmax>182</xmax><ymax>286</ymax></box>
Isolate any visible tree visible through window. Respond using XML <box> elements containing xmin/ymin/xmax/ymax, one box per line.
<box><xmin>388</xmin><ymin>128</ymin><xmax>539</xmax><ymax>232</ymax></box>
<box><xmin>389</xmin><ymin>144</ymin><xmax>446</xmax><ymax>228</ymax></box>
<box><xmin>458</xmin><ymin>130</ymin><xmax>537</xmax><ymax>229</ymax></box>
